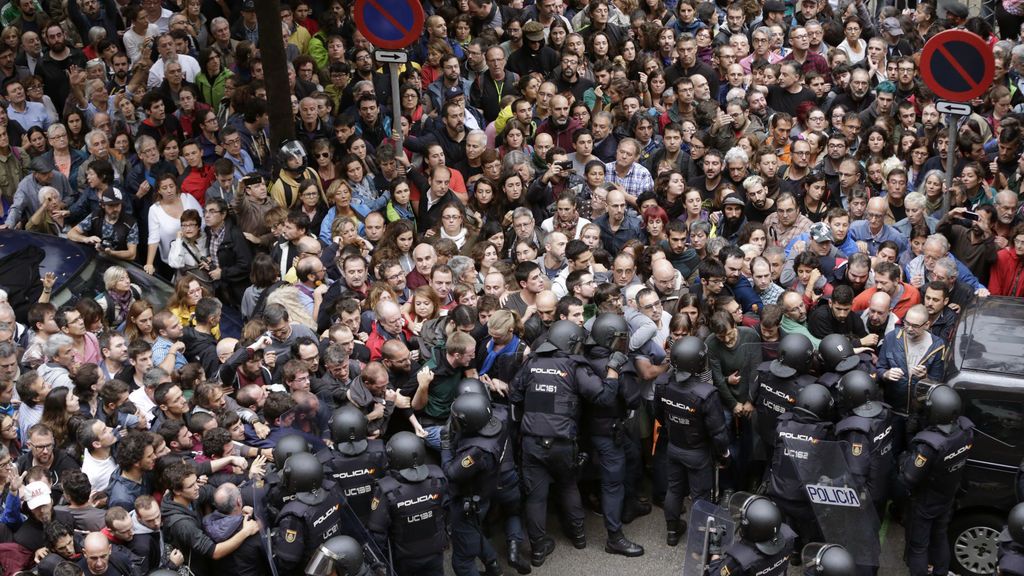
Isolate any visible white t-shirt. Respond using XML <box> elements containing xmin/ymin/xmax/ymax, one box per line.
<box><xmin>147</xmin><ymin>54</ymin><xmax>201</xmax><ymax>89</ymax></box>
<box><xmin>83</xmin><ymin>450</ymin><xmax>118</xmax><ymax>494</ymax></box>
<box><xmin>148</xmin><ymin>194</ymin><xmax>203</xmax><ymax>263</ymax></box>
<box><xmin>123</xmin><ymin>24</ymin><xmax>159</xmax><ymax>66</ymax></box>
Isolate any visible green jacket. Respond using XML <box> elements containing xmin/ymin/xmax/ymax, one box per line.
<box><xmin>422</xmin><ymin>345</ymin><xmax>469</xmax><ymax>421</ymax></box>
<box><xmin>195</xmin><ymin>69</ymin><xmax>234</xmax><ymax>108</ymax></box>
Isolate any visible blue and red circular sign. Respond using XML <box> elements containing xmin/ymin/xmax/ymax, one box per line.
<box><xmin>353</xmin><ymin>0</ymin><xmax>425</xmax><ymax>50</ymax></box>
<box><xmin>920</xmin><ymin>30</ymin><xmax>994</xmax><ymax>102</ymax></box>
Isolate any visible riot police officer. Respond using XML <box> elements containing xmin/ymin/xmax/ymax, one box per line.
<box><xmin>582</xmin><ymin>314</ymin><xmax>645</xmax><ymax>557</ymax></box>
<box><xmin>445</xmin><ymin>392</ymin><xmax>507</xmax><ymax>576</ymax></box>
<box><xmin>834</xmin><ymin>370</ymin><xmax>895</xmax><ymax>516</ymax></box>
<box><xmin>815</xmin><ymin>334</ymin><xmax>865</xmax><ymax>391</ymax></box>
<box><xmin>766</xmin><ymin>383</ymin><xmax>835</xmax><ymax>546</ymax></box>
<box><xmin>509</xmin><ymin>320</ymin><xmax>622</xmax><ymax>566</ymax></box>
<box><xmin>998</xmin><ymin>503</ymin><xmax>1024</xmax><ymax>576</ymax></box>
<box><xmin>305</xmin><ymin>535</ymin><xmax>367</xmax><ymax>576</ymax></box>
<box><xmin>755</xmin><ymin>334</ymin><xmax>817</xmax><ymax>459</ymax></box>
<box><xmin>262</xmin><ymin>434</ymin><xmax>311</xmax><ymax>522</ymax></box>
<box><xmin>708</xmin><ymin>494</ymin><xmax>797</xmax><ymax>576</ymax></box>
<box><xmin>654</xmin><ymin>336</ymin><xmax>730</xmax><ymax>547</ymax></box>
<box><xmin>458</xmin><ymin>379</ymin><xmax>531</xmax><ymax>574</ymax></box>
<box><xmin>317</xmin><ymin>406</ymin><xmax>387</xmax><ymax>522</ymax></box>
<box><xmin>801</xmin><ymin>543</ymin><xmax>856</xmax><ymax>576</ymax></box>
<box><xmin>899</xmin><ymin>384</ymin><xmax>974</xmax><ymax>576</ymax></box>
<box><xmin>273</xmin><ymin>452</ymin><xmax>345</xmax><ymax>574</ymax></box>
<box><xmin>367</xmin><ymin>431</ymin><xmax>449</xmax><ymax>576</ymax></box>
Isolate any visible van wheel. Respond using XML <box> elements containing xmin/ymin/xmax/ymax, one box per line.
<box><xmin>949</xmin><ymin>512</ymin><xmax>1002</xmax><ymax>576</ymax></box>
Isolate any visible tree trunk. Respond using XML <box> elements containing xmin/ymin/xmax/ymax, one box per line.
<box><xmin>255</xmin><ymin>0</ymin><xmax>295</xmax><ymax>149</ymax></box>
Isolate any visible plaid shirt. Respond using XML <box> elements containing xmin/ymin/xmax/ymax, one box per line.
<box><xmin>605</xmin><ymin>161</ymin><xmax>655</xmax><ymax>199</ymax></box>
<box><xmin>206</xmin><ymin>224</ymin><xmax>226</xmax><ymax>269</ymax></box>
<box><xmin>764</xmin><ymin>212</ymin><xmax>813</xmax><ymax>248</ymax></box>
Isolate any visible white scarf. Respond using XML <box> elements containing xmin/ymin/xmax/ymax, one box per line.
<box><xmin>441</xmin><ymin>226</ymin><xmax>468</xmax><ymax>249</ymax></box>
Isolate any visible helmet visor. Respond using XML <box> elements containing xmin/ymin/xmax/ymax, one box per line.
<box><xmin>305</xmin><ymin>545</ymin><xmax>341</xmax><ymax>576</ymax></box>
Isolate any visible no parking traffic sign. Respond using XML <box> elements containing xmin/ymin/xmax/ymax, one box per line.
<box><xmin>920</xmin><ymin>30</ymin><xmax>994</xmax><ymax>102</ymax></box>
<box><xmin>353</xmin><ymin>0</ymin><xmax>425</xmax><ymax>50</ymax></box>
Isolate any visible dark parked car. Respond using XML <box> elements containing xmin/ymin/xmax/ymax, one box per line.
<box><xmin>0</xmin><ymin>230</ymin><xmax>242</xmax><ymax>338</ymax></box>
<box><xmin>945</xmin><ymin>296</ymin><xmax>1024</xmax><ymax>576</ymax></box>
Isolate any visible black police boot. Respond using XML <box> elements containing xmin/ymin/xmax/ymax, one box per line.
<box><xmin>507</xmin><ymin>540</ymin><xmax>531</xmax><ymax>574</ymax></box>
<box><xmin>605</xmin><ymin>532</ymin><xmax>644</xmax><ymax>557</ymax></box>
<box><xmin>666</xmin><ymin>520</ymin><xmax>687</xmax><ymax>546</ymax></box>
<box><xmin>621</xmin><ymin>499</ymin><xmax>652</xmax><ymax>524</ymax></box>
<box><xmin>484</xmin><ymin>559</ymin><xmax>504</xmax><ymax>576</ymax></box>
<box><xmin>570</xmin><ymin>529</ymin><xmax>587</xmax><ymax>549</ymax></box>
<box><xmin>530</xmin><ymin>537</ymin><xmax>556</xmax><ymax>567</ymax></box>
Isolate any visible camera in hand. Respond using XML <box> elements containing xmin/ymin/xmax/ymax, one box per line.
<box><xmin>100</xmin><ymin>238</ymin><xmax>113</xmax><ymax>250</ymax></box>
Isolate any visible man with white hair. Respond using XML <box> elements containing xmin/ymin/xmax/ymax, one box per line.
<box><xmin>146</xmin><ymin>32</ymin><xmax>200</xmax><ymax>89</ymax></box>
<box><xmin>366</xmin><ymin>300</ymin><xmax>410</xmax><ymax>361</ymax></box>
<box><xmin>37</xmin><ymin>333</ymin><xmax>75</xmax><ymax>390</ymax></box>
<box><xmin>894</xmin><ymin>192</ymin><xmax>938</xmax><ymax>237</ymax></box>
<box><xmin>905</xmin><ymin>233</ymin><xmax>987</xmax><ymax>296</ymax></box>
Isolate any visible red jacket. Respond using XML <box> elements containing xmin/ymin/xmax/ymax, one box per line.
<box><xmin>180</xmin><ymin>164</ymin><xmax>215</xmax><ymax>206</ymax></box>
<box><xmin>989</xmin><ymin>247</ymin><xmax>1024</xmax><ymax>297</ymax></box>
<box><xmin>366</xmin><ymin>322</ymin><xmax>413</xmax><ymax>361</ymax></box>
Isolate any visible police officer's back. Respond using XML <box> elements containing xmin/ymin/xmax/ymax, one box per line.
<box><xmin>261</xmin><ymin>434</ymin><xmax>310</xmax><ymax>523</ymax></box>
<box><xmin>999</xmin><ymin>503</ymin><xmax>1024</xmax><ymax>576</ymax></box>
<box><xmin>834</xmin><ymin>370</ymin><xmax>895</xmax><ymax>512</ymax></box>
<box><xmin>444</xmin><ymin>392</ymin><xmax>507</xmax><ymax>576</ymax></box>
<box><xmin>317</xmin><ymin>406</ymin><xmax>387</xmax><ymax>523</ymax></box>
<box><xmin>899</xmin><ymin>385</ymin><xmax>974</xmax><ymax>576</ymax></box>
<box><xmin>508</xmin><ymin>320</ymin><xmax>622</xmax><ymax>565</ymax></box>
<box><xmin>367</xmin><ymin>431</ymin><xmax>449</xmax><ymax>576</ymax></box>
<box><xmin>708</xmin><ymin>494</ymin><xmax>797</xmax><ymax>576</ymax></box>
<box><xmin>654</xmin><ymin>336</ymin><xmax>730</xmax><ymax>547</ymax></box>
<box><xmin>755</xmin><ymin>334</ymin><xmax>817</xmax><ymax>456</ymax></box>
<box><xmin>766</xmin><ymin>384</ymin><xmax>835</xmax><ymax>543</ymax></box>
<box><xmin>272</xmin><ymin>452</ymin><xmax>345</xmax><ymax>574</ymax></box>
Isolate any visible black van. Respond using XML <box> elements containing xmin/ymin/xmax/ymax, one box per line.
<box><xmin>944</xmin><ymin>296</ymin><xmax>1024</xmax><ymax>576</ymax></box>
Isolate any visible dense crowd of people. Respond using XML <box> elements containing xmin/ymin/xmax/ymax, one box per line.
<box><xmin>0</xmin><ymin>0</ymin><xmax>1022</xmax><ymax>574</ymax></box>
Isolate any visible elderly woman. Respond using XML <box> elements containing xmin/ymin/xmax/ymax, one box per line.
<box><xmin>26</xmin><ymin>186</ymin><xmax>67</xmax><ymax>235</ymax></box>
<box><xmin>168</xmin><ymin>208</ymin><xmax>212</xmax><ymax>286</ymax></box>
<box><xmin>894</xmin><ymin>192</ymin><xmax>938</xmax><ymax>238</ymax></box>
<box><xmin>145</xmin><ymin>172</ymin><xmax>202</xmax><ymax>279</ymax></box>
<box><xmin>96</xmin><ymin>266</ymin><xmax>141</xmax><ymax>330</ymax></box>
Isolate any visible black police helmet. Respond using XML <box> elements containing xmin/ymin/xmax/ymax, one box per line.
<box><xmin>305</xmin><ymin>535</ymin><xmax>365</xmax><ymax>576</ymax></box>
<box><xmin>925</xmin><ymin>385</ymin><xmax>962</xmax><ymax>432</ymax></box>
<box><xmin>273</xmin><ymin>434</ymin><xmax>310</xmax><ymax>466</ymax></box>
<box><xmin>818</xmin><ymin>334</ymin><xmax>859</xmax><ymax>373</ymax></box>
<box><xmin>543</xmin><ymin>320</ymin><xmax>585</xmax><ymax>355</ymax></box>
<box><xmin>457</xmin><ymin>378</ymin><xmax>490</xmax><ymax>398</ymax></box>
<box><xmin>836</xmin><ymin>370</ymin><xmax>876</xmax><ymax>411</ymax></box>
<box><xmin>770</xmin><ymin>333</ymin><xmax>815</xmax><ymax>378</ymax></box>
<box><xmin>795</xmin><ymin>383</ymin><xmax>835</xmax><ymax>421</ymax></box>
<box><xmin>670</xmin><ymin>336</ymin><xmax>708</xmax><ymax>376</ymax></box>
<box><xmin>586</xmin><ymin>313</ymin><xmax>629</xmax><ymax>350</ymax></box>
<box><xmin>740</xmin><ymin>496</ymin><xmax>782</xmax><ymax>544</ymax></box>
<box><xmin>282</xmin><ymin>452</ymin><xmax>324</xmax><ymax>495</ymax></box>
<box><xmin>1008</xmin><ymin>503</ymin><xmax>1024</xmax><ymax>544</ymax></box>
<box><xmin>812</xmin><ymin>544</ymin><xmax>856</xmax><ymax>576</ymax></box>
<box><xmin>451</xmin><ymin>392</ymin><xmax>501</xmax><ymax>436</ymax></box>
<box><xmin>386</xmin><ymin>431</ymin><xmax>429</xmax><ymax>482</ymax></box>
<box><xmin>329</xmin><ymin>406</ymin><xmax>369</xmax><ymax>456</ymax></box>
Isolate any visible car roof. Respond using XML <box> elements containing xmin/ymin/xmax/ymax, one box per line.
<box><xmin>0</xmin><ymin>230</ymin><xmax>88</xmax><ymax>290</ymax></box>
<box><xmin>954</xmin><ymin>296</ymin><xmax>1024</xmax><ymax>377</ymax></box>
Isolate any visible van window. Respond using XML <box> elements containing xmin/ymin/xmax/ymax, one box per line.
<box><xmin>963</xmin><ymin>397</ymin><xmax>1024</xmax><ymax>448</ymax></box>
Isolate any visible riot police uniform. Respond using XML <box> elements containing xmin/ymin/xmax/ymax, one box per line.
<box><xmin>754</xmin><ymin>334</ymin><xmax>817</xmax><ymax>459</ymax></box>
<box><xmin>508</xmin><ymin>320</ymin><xmax>621</xmax><ymax>566</ymax></box>
<box><xmin>582</xmin><ymin>314</ymin><xmax>645</xmax><ymax>557</ymax></box>
<box><xmin>317</xmin><ymin>406</ymin><xmax>388</xmax><ymax>523</ymax></box>
<box><xmin>259</xmin><ymin>434</ymin><xmax>310</xmax><ymax>523</ymax></box>
<box><xmin>457</xmin><ymin>379</ymin><xmax>531</xmax><ymax>575</ymax></box>
<box><xmin>815</xmin><ymin>334</ymin><xmax>868</xmax><ymax>391</ymax></box>
<box><xmin>272</xmin><ymin>452</ymin><xmax>346</xmax><ymax>574</ymax></box>
<box><xmin>766</xmin><ymin>384</ymin><xmax>835</xmax><ymax>546</ymax></box>
<box><xmin>998</xmin><ymin>503</ymin><xmax>1024</xmax><ymax>576</ymax></box>
<box><xmin>708</xmin><ymin>494</ymin><xmax>797</xmax><ymax>576</ymax></box>
<box><xmin>654</xmin><ymin>336</ymin><xmax>730</xmax><ymax>547</ymax></box>
<box><xmin>305</xmin><ymin>535</ymin><xmax>368</xmax><ymax>576</ymax></box>
<box><xmin>834</xmin><ymin>370</ymin><xmax>895</xmax><ymax>516</ymax></box>
<box><xmin>899</xmin><ymin>385</ymin><xmax>974</xmax><ymax>576</ymax></box>
<box><xmin>367</xmin><ymin>431</ymin><xmax>449</xmax><ymax>576</ymax></box>
<box><xmin>444</xmin><ymin>392</ymin><xmax>507</xmax><ymax>576</ymax></box>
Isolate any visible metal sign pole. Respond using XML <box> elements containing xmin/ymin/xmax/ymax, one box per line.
<box><xmin>390</xmin><ymin>62</ymin><xmax>403</xmax><ymax>150</ymax></box>
<box><xmin>944</xmin><ymin>113</ymin><xmax>957</xmax><ymax>215</ymax></box>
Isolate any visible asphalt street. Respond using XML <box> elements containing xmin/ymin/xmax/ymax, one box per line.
<box><xmin>444</xmin><ymin>504</ymin><xmax>910</xmax><ymax>575</ymax></box>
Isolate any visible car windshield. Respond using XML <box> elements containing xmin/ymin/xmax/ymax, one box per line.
<box><xmin>956</xmin><ymin>297</ymin><xmax>1024</xmax><ymax>376</ymax></box>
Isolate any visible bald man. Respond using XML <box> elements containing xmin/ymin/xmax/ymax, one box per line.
<box><xmin>523</xmin><ymin>290</ymin><xmax>559</xmax><ymax>345</ymax></box>
<box><xmin>595</xmin><ymin>189</ymin><xmax>644</xmax><ymax>255</ymax></box>
<box><xmin>539</xmin><ymin>231</ymin><xmax>568</xmax><ymax>280</ymax></box>
<box><xmin>849</xmin><ymin>197</ymin><xmax>910</xmax><ymax>256</ymax></box>
<box><xmin>407</xmin><ymin>243</ymin><xmax>437</xmax><ymax>290</ymax></box>
<box><xmin>537</xmin><ymin>94</ymin><xmax>582</xmax><ymax>150</ymax></box>
<box><xmin>80</xmin><ymin>531</ymin><xmax>133</xmax><ymax>575</ymax></box>
<box><xmin>861</xmin><ymin>291</ymin><xmax>896</xmax><ymax>342</ymax></box>
<box><xmin>779</xmin><ymin>290</ymin><xmax>820</xmax><ymax>347</ymax></box>
<box><xmin>648</xmin><ymin>259</ymin><xmax>686</xmax><ymax>309</ymax></box>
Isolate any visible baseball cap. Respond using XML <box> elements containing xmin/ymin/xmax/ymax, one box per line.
<box><xmin>881</xmin><ymin>17</ymin><xmax>904</xmax><ymax>35</ymax></box>
<box><xmin>29</xmin><ymin>155</ymin><xmax>54</xmax><ymax>173</ymax></box>
<box><xmin>24</xmin><ymin>481</ymin><xmax>52</xmax><ymax>510</ymax></box>
<box><xmin>523</xmin><ymin>21</ymin><xmax>546</xmax><ymax>42</ymax></box>
<box><xmin>946</xmin><ymin>2</ymin><xmax>968</xmax><ymax>18</ymax></box>
<box><xmin>764</xmin><ymin>0</ymin><xmax>785</xmax><ymax>12</ymax></box>
<box><xmin>722</xmin><ymin>193</ymin><xmax>745</xmax><ymax>207</ymax></box>
<box><xmin>241</xmin><ymin>0</ymin><xmax>255</xmax><ymax>11</ymax></box>
<box><xmin>444</xmin><ymin>85</ymin><xmax>464</xmax><ymax>102</ymax></box>
<box><xmin>101</xmin><ymin>188</ymin><xmax>123</xmax><ymax>205</ymax></box>
<box><xmin>809</xmin><ymin>222</ymin><xmax>834</xmax><ymax>244</ymax></box>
